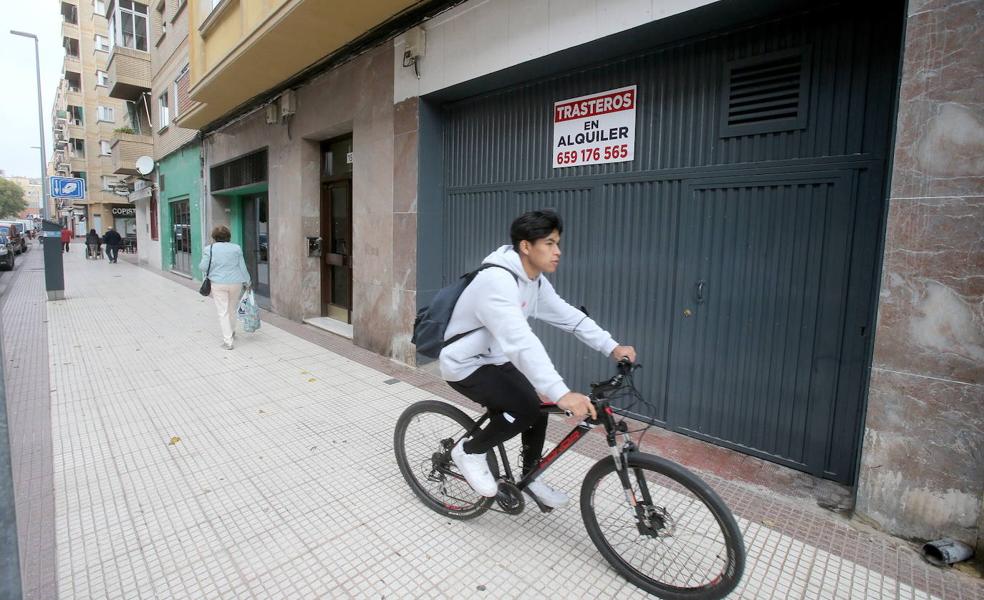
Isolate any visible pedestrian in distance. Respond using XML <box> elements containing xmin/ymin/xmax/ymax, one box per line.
<box><xmin>85</xmin><ymin>228</ymin><xmax>102</xmax><ymax>259</ymax></box>
<box><xmin>60</xmin><ymin>226</ymin><xmax>72</xmax><ymax>252</ymax></box>
<box><xmin>103</xmin><ymin>227</ymin><xmax>123</xmax><ymax>263</ymax></box>
<box><xmin>200</xmin><ymin>225</ymin><xmax>251</xmax><ymax>350</ymax></box>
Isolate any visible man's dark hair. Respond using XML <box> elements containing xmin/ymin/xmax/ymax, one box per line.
<box><xmin>510</xmin><ymin>209</ymin><xmax>563</xmax><ymax>251</ymax></box>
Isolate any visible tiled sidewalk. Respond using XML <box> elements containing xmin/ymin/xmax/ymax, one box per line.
<box><xmin>2</xmin><ymin>243</ymin><xmax>56</xmax><ymax>600</ymax></box>
<box><xmin>11</xmin><ymin>248</ymin><xmax>984</xmax><ymax>598</ymax></box>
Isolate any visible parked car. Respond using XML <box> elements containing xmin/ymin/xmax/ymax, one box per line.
<box><xmin>16</xmin><ymin>219</ymin><xmax>36</xmax><ymax>240</ymax></box>
<box><xmin>0</xmin><ymin>236</ymin><xmax>15</xmax><ymax>270</ymax></box>
<box><xmin>0</xmin><ymin>223</ymin><xmax>25</xmax><ymax>254</ymax></box>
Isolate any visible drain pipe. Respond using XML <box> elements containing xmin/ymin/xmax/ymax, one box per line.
<box><xmin>922</xmin><ymin>538</ymin><xmax>974</xmax><ymax>567</ymax></box>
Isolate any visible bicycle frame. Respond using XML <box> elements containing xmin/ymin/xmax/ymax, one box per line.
<box><xmin>446</xmin><ymin>362</ymin><xmax>656</xmax><ymax>517</ymax></box>
<box><xmin>463</xmin><ymin>396</ymin><xmax>625</xmax><ymax>492</ymax></box>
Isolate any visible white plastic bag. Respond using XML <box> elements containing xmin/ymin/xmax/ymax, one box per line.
<box><xmin>237</xmin><ymin>289</ymin><xmax>261</xmax><ymax>333</ymax></box>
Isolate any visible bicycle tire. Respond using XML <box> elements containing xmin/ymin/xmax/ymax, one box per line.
<box><xmin>393</xmin><ymin>400</ymin><xmax>494</xmax><ymax>520</ymax></box>
<box><xmin>580</xmin><ymin>452</ymin><xmax>745</xmax><ymax>600</ymax></box>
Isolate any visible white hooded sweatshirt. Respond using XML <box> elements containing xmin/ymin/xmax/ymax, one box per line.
<box><xmin>439</xmin><ymin>245</ymin><xmax>619</xmax><ymax>402</ymax></box>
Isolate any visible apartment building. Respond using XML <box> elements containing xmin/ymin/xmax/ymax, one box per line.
<box><xmin>49</xmin><ymin>0</ymin><xmax>137</xmax><ymax>237</ymax></box>
<box><xmin>6</xmin><ymin>177</ymin><xmax>43</xmax><ymax>219</ymax></box>
<box><xmin>117</xmin><ymin>0</ymin><xmax>202</xmax><ymax>273</ymax></box>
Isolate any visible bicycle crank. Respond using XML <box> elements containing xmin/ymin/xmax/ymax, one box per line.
<box><xmin>495</xmin><ymin>480</ymin><xmax>525</xmax><ymax>515</ymax></box>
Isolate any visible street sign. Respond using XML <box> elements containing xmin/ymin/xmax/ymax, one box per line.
<box><xmin>50</xmin><ymin>176</ymin><xmax>86</xmax><ymax>199</ymax></box>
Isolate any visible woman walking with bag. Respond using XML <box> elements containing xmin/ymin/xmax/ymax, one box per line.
<box><xmin>199</xmin><ymin>226</ymin><xmax>251</xmax><ymax>350</ymax></box>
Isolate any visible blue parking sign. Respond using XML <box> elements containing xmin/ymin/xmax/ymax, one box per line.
<box><xmin>50</xmin><ymin>176</ymin><xmax>86</xmax><ymax>199</ymax></box>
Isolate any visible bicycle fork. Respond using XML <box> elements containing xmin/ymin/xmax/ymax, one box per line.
<box><xmin>608</xmin><ymin>430</ymin><xmax>664</xmax><ymax>537</ymax></box>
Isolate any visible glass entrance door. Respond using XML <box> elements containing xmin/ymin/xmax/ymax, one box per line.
<box><xmin>170</xmin><ymin>199</ymin><xmax>191</xmax><ymax>275</ymax></box>
<box><xmin>243</xmin><ymin>194</ymin><xmax>270</xmax><ymax>303</ymax></box>
<box><xmin>320</xmin><ymin>180</ymin><xmax>352</xmax><ymax>322</ymax></box>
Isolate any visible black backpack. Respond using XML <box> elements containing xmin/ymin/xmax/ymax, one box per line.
<box><xmin>412</xmin><ymin>264</ymin><xmax>519</xmax><ymax>359</ymax></box>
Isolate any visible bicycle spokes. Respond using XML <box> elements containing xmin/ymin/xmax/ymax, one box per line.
<box><xmin>588</xmin><ymin>461</ymin><xmax>737</xmax><ymax>592</ymax></box>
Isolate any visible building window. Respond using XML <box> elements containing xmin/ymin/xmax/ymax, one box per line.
<box><xmin>97</xmin><ymin>106</ymin><xmax>115</xmax><ymax>122</ymax></box>
<box><xmin>66</xmin><ymin>71</ymin><xmax>82</xmax><ymax>92</ymax></box>
<box><xmin>63</xmin><ymin>37</ymin><xmax>80</xmax><ymax>57</ymax></box>
<box><xmin>94</xmin><ymin>35</ymin><xmax>110</xmax><ymax>52</ymax></box>
<box><xmin>110</xmin><ymin>0</ymin><xmax>149</xmax><ymax>52</ymax></box>
<box><xmin>96</xmin><ymin>70</ymin><xmax>109</xmax><ymax>86</ymax></box>
<box><xmin>158</xmin><ymin>90</ymin><xmax>170</xmax><ymax>130</ymax></box>
<box><xmin>100</xmin><ymin>140</ymin><xmax>113</xmax><ymax>156</ymax></box>
<box><xmin>125</xmin><ymin>101</ymin><xmax>143</xmax><ymax>134</ymax></box>
<box><xmin>101</xmin><ymin>175</ymin><xmax>117</xmax><ymax>190</ymax></box>
<box><xmin>95</xmin><ymin>0</ymin><xmax>106</xmax><ymax>14</ymax></box>
<box><xmin>68</xmin><ymin>105</ymin><xmax>84</xmax><ymax>125</ymax></box>
<box><xmin>70</xmin><ymin>138</ymin><xmax>86</xmax><ymax>158</ymax></box>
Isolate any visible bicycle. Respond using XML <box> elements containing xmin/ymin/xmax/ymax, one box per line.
<box><xmin>393</xmin><ymin>360</ymin><xmax>746</xmax><ymax>599</ymax></box>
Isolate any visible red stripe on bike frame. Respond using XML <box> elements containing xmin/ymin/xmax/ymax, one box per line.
<box><xmin>537</xmin><ymin>427</ymin><xmax>585</xmax><ymax>470</ymax></box>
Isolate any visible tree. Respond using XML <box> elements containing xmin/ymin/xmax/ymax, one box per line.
<box><xmin>0</xmin><ymin>178</ymin><xmax>29</xmax><ymax>219</ymax></box>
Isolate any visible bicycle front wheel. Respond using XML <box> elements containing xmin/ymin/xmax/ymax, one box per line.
<box><xmin>581</xmin><ymin>453</ymin><xmax>745</xmax><ymax>600</ymax></box>
<box><xmin>393</xmin><ymin>400</ymin><xmax>494</xmax><ymax>520</ymax></box>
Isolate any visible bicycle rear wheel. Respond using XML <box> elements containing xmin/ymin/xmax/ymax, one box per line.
<box><xmin>393</xmin><ymin>400</ymin><xmax>494</xmax><ymax>520</ymax></box>
<box><xmin>581</xmin><ymin>453</ymin><xmax>745</xmax><ymax>600</ymax></box>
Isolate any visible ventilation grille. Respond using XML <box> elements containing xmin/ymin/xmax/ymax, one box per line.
<box><xmin>721</xmin><ymin>48</ymin><xmax>810</xmax><ymax>136</ymax></box>
<box><xmin>211</xmin><ymin>149</ymin><xmax>267</xmax><ymax>192</ymax></box>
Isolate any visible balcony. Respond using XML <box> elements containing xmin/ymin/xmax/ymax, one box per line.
<box><xmin>55</xmin><ymin>153</ymin><xmax>71</xmax><ymax>173</ymax></box>
<box><xmin>110</xmin><ymin>131</ymin><xmax>153</xmax><ymax>175</ymax></box>
<box><xmin>68</xmin><ymin>123</ymin><xmax>85</xmax><ymax>139</ymax></box>
<box><xmin>180</xmin><ymin>0</ymin><xmax>419</xmax><ymax>129</ymax></box>
<box><xmin>106</xmin><ymin>46</ymin><xmax>151</xmax><ymax>101</ymax></box>
<box><xmin>61</xmin><ymin>20</ymin><xmax>79</xmax><ymax>39</ymax></box>
<box><xmin>63</xmin><ymin>53</ymin><xmax>81</xmax><ymax>73</ymax></box>
<box><xmin>69</xmin><ymin>156</ymin><xmax>87</xmax><ymax>173</ymax></box>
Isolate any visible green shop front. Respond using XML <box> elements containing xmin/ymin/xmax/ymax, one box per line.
<box><xmin>159</xmin><ymin>144</ymin><xmax>204</xmax><ymax>279</ymax></box>
<box><xmin>209</xmin><ymin>149</ymin><xmax>271</xmax><ymax>307</ymax></box>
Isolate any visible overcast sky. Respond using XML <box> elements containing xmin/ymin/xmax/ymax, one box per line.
<box><xmin>0</xmin><ymin>0</ymin><xmax>63</xmax><ymax>182</ymax></box>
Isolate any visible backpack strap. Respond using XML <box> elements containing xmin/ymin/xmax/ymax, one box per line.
<box><xmin>441</xmin><ymin>264</ymin><xmax>520</xmax><ymax>349</ymax></box>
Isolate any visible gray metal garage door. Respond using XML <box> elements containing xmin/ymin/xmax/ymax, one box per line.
<box><xmin>437</xmin><ymin>2</ymin><xmax>901</xmax><ymax>483</ymax></box>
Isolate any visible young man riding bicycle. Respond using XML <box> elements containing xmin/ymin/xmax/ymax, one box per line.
<box><xmin>441</xmin><ymin>209</ymin><xmax>636</xmax><ymax>508</ymax></box>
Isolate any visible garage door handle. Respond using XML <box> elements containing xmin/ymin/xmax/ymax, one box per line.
<box><xmin>695</xmin><ymin>280</ymin><xmax>706</xmax><ymax>304</ymax></box>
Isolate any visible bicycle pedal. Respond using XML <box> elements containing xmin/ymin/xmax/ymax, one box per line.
<box><xmin>521</xmin><ymin>488</ymin><xmax>554</xmax><ymax>514</ymax></box>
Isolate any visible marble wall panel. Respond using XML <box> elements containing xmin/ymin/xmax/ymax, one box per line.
<box><xmin>393</xmin><ymin>130</ymin><xmax>418</xmax><ymax>214</ymax></box>
<box><xmin>393</xmin><ymin>212</ymin><xmax>417</xmax><ymax>293</ymax></box>
<box><xmin>863</xmin><ymin>0</ymin><xmax>984</xmax><ymax>547</ymax></box>
<box><xmin>394</xmin><ymin>96</ymin><xmax>418</xmax><ymax>136</ymax></box>
<box><xmin>872</xmin><ymin>196</ymin><xmax>984</xmax><ymax>384</ymax></box>
<box><xmin>856</xmin><ymin>368</ymin><xmax>983</xmax><ymax>544</ymax></box>
<box><xmin>890</xmin><ymin>1</ymin><xmax>984</xmax><ymax>199</ymax></box>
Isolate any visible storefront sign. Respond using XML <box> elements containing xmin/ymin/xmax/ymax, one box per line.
<box><xmin>111</xmin><ymin>206</ymin><xmax>136</xmax><ymax>217</ymax></box>
<box><xmin>553</xmin><ymin>85</ymin><xmax>636</xmax><ymax>168</ymax></box>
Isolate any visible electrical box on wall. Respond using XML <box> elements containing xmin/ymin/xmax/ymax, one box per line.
<box><xmin>280</xmin><ymin>89</ymin><xmax>296</xmax><ymax>118</ymax></box>
<box><xmin>265</xmin><ymin>103</ymin><xmax>279</xmax><ymax>124</ymax></box>
<box><xmin>405</xmin><ymin>27</ymin><xmax>426</xmax><ymax>58</ymax></box>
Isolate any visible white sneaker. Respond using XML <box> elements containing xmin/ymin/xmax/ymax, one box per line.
<box><xmin>526</xmin><ymin>478</ymin><xmax>570</xmax><ymax>508</ymax></box>
<box><xmin>451</xmin><ymin>439</ymin><xmax>498</xmax><ymax>497</ymax></box>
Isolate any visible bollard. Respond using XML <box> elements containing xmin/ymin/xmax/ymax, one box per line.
<box><xmin>41</xmin><ymin>219</ymin><xmax>65</xmax><ymax>301</ymax></box>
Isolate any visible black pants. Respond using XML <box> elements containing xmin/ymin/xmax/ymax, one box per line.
<box><xmin>449</xmin><ymin>363</ymin><xmax>548</xmax><ymax>474</ymax></box>
<box><xmin>107</xmin><ymin>246</ymin><xmax>119</xmax><ymax>262</ymax></box>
